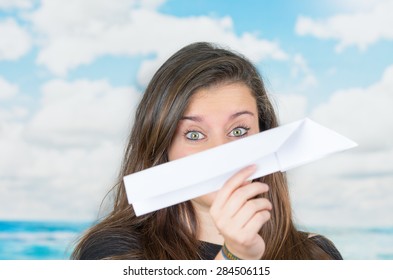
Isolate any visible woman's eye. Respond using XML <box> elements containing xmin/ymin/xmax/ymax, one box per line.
<box><xmin>229</xmin><ymin>127</ymin><xmax>249</xmax><ymax>137</ymax></box>
<box><xmin>185</xmin><ymin>131</ymin><xmax>205</xmax><ymax>141</ymax></box>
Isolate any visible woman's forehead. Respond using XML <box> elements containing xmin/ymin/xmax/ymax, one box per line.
<box><xmin>184</xmin><ymin>82</ymin><xmax>257</xmax><ymax>116</ymax></box>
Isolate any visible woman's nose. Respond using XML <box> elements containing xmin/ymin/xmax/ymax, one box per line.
<box><xmin>206</xmin><ymin>136</ymin><xmax>230</xmax><ymax>149</ymax></box>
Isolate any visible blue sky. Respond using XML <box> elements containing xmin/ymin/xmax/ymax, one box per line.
<box><xmin>0</xmin><ymin>0</ymin><xmax>392</xmax><ymax>229</ymax></box>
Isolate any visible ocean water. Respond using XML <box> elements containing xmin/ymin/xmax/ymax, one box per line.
<box><xmin>306</xmin><ymin>226</ymin><xmax>393</xmax><ymax>260</ymax></box>
<box><xmin>0</xmin><ymin>220</ymin><xmax>392</xmax><ymax>260</ymax></box>
<box><xmin>0</xmin><ymin>220</ymin><xmax>88</xmax><ymax>260</ymax></box>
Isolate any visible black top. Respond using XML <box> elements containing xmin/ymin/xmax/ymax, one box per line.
<box><xmin>199</xmin><ymin>235</ymin><xmax>343</xmax><ymax>260</ymax></box>
<box><xmin>78</xmin><ymin>233</ymin><xmax>343</xmax><ymax>260</ymax></box>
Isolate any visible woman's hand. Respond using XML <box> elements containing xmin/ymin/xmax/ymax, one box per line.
<box><xmin>210</xmin><ymin>165</ymin><xmax>272</xmax><ymax>260</ymax></box>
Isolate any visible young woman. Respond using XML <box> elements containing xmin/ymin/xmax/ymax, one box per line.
<box><xmin>72</xmin><ymin>42</ymin><xmax>342</xmax><ymax>260</ymax></box>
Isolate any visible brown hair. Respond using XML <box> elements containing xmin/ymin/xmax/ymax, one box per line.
<box><xmin>72</xmin><ymin>42</ymin><xmax>332</xmax><ymax>260</ymax></box>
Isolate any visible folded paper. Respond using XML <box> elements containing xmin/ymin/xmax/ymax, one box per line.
<box><xmin>124</xmin><ymin>118</ymin><xmax>357</xmax><ymax>216</ymax></box>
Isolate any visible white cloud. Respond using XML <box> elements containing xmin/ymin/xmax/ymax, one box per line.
<box><xmin>272</xmin><ymin>93</ymin><xmax>308</xmax><ymax>124</ymax></box>
<box><xmin>0</xmin><ymin>76</ymin><xmax>19</xmax><ymax>99</ymax></box>
<box><xmin>0</xmin><ymin>123</ymin><xmax>122</xmax><ymax>221</ymax></box>
<box><xmin>289</xmin><ymin>64</ymin><xmax>393</xmax><ymax>227</ymax></box>
<box><xmin>134</xmin><ymin>13</ymin><xmax>288</xmax><ymax>86</ymax></box>
<box><xmin>330</xmin><ymin>0</ymin><xmax>392</xmax><ymax>12</ymax></box>
<box><xmin>136</xmin><ymin>0</ymin><xmax>166</xmax><ymax>10</ymax></box>
<box><xmin>0</xmin><ymin>18</ymin><xmax>31</xmax><ymax>60</ymax></box>
<box><xmin>290</xmin><ymin>151</ymin><xmax>393</xmax><ymax>227</ymax></box>
<box><xmin>291</xmin><ymin>54</ymin><xmax>318</xmax><ymax>90</ymax></box>
<box><xmin>295</xmin><ymin>0</ymin><xmax>393</xmax><ymax>52</ymax></box>
<box><xmin>0</xmin><ymin>107</ymin><xmax>28</xmax><ymax>122</ymax></box>
<box><xmin>27</xmin><ymin>0</ymin><xmax>288</xmax><ymax>79</ymax></box>
<box><xmin>25</xmin><ymin>79</ymin><xmax>141</xmax><ymax>147</ymax></box>
<box><xmin>265</xmin><ymin>53</ymin><xmax>318</xmax><ymax>104</ymax></box>
<box><xmin>0</xmin><ymin>79</ymin><xmax>141</xmax><ymax>221</ymax></box>
<box><xmin>311</xmin><ymin>65</ymin><xmax>393</xmax><ymax>151</ymax></box>
<box><xmin>0</xmin><ymin>0</ymin><xmax>32</xmax><ymax>9</ymax></box>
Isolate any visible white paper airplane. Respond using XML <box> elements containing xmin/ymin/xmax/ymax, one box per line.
<box><xmin>124</xmin><ymin>118</ymin><xmax>357</xmax><ymax>216</ymax></box>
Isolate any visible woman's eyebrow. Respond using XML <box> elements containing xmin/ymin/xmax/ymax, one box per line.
<box><xmin>180</xmin><ymin>115</ymin><xmax>203</xmax><ymax>122</ymax></box>
<box><xmin>181</xmin><ymin>111</ymin><xmax>255</xmax><ymax>122</ymax></box>
<box><xmin>229</xmin><ymin>110</ymin><xmax>255</xmax><ymax>120</ymax></box>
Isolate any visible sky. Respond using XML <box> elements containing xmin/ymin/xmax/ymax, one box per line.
<box><xmin>0</xmin><ymin>0</ymin><xmax>392</xmax><ymax>228</ymax></box>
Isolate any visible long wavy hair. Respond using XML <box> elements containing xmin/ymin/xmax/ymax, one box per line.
<box><xmin>72</xmin><ymin>42</ymin><xmax>332</xmax><ymax>260</ymax></box>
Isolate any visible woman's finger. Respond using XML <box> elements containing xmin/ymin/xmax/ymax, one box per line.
<box><xmin>242</xmin><ymin>209</ymin><xmax>271</xmax><ymax>235</ymax></box>
<box><xmin>220</xmin><ymin>182</ymin><xmax>269</xmax><ymax>219</ymax></box>
<box><xmin>231</xmin><ymin>198</ymin><xmax>272</xmax><ymax>229</ymax></box>
<box><xmin>210</xmin><ymin>165</ymin><xmax>256</xmax><ymax>214</ymax></box>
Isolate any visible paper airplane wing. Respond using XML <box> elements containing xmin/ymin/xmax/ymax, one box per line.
<box><xmin>124</xmin><ymin>118</ymin><xmax>357</xmax><ymax>216</ymax></box>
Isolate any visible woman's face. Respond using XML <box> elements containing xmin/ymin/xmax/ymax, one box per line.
<box><xmin>168</xmin><ymin>82</ymin><xmax>260</xmax><ymax>208</ymax></box>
